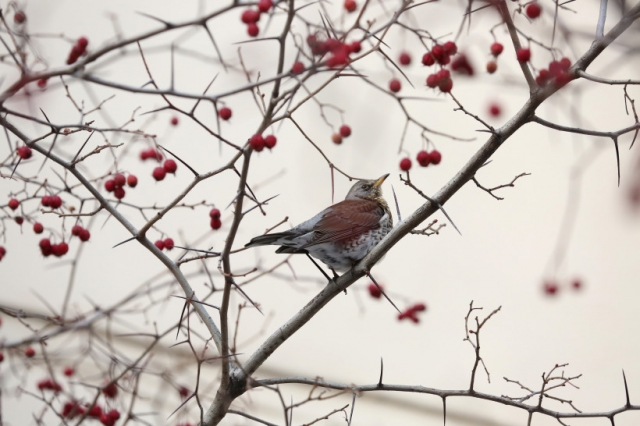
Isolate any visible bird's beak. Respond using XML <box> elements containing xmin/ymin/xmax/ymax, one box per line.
<box><xmin>373</xmin><ymin>173</ymin><xmax>389</xmax><ymax>187</ymax></box>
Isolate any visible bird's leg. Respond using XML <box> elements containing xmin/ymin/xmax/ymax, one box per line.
<box><xmin>366</xmin><ymin>271</ymin><xmax>401</xmax><ymax>313</ymax></box>
<box><xmin>305</xmin><ymin>253</ymin><xmax>335</xmax><ymax>284</ymax></box>
<box><xmin>328</xmin><ymin>268</ymin><xmax>346</xmax><ymax>294</ymax></box>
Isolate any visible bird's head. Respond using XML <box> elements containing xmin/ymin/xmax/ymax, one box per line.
<box><xmin>345</xmin><ymin>174</ymin><xmax>389</xmax><ymax>201</ymax></box>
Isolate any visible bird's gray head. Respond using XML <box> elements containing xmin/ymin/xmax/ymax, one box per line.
<box><xmin>345</xmin><ymin>174</ymin><xmax>389</xmax><ymax>201</ymax></box>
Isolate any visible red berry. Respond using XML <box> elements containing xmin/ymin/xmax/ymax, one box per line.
<box><xmin>416</xmin><ymin>150</ymin><xmax>431</xmax><ymax>167</ymax></box>
<box><xmin>25</xmin><ymin>347</ymin><xmax>35</xmax><ymax>358</ymax></box>
<box><xmin>265</xmin><ymin>135</ymin><xmax>277</xmax><ymax>149</ymax></box>
<box><xmin>49</xmin><ymin>195</ymin><xmax>62</xmax><ymax>209</ymax></box>
<box><xmin>526</xmin><ymin>2</ymin><xmax>542</xmax><ymax>19</ymax></box>
<box><xmin>15</xmin><ymin>216</ymin><xmax>24</xmax><ymax>225</ymax></box>
<box><xmin>431</xmin><ymin>45</ymin><xmax>446</xmax><ymax>62</ymax></box>
<box><xmin>71</xmin><ymin>225</ymin><xmax>83</xmax><ymax>236</ymax></box>
<box><xmin>536</xmin><ymin>68</ymin><xmax>551</xmax><ymax>86</ymax></box>
<box><xmin>572</xmin><ymin>278</ymin><xmax>582</xmax><ymax>290</ymax></box>
<box><xmin>344</xmin><ymin>0</ymin><xmax>357</xmax><ymax>12</ymax></box>
<box><xmin>488</xmin><ymin>103</ymin><xmax>501</xmax><ymax>117</ymax></box>
<box><xmin>398</xmin><ymin>52</ymin><xmax>411</xmax><ymax>66</ymax></box>
<box><xmin>63</xmin><ymin>367</ymin><xmax>74</xmax><ymax>376</ymax></box>
<box><xmin>113</xmin><ymin>187</ymin><xmax>125</xmax><ymax>200</ymax></box>
<box><xmin>368</xmin><ymin>283</ymin><xmax>382</xmax><ymax>299</ymax></box>
<box><xmin>490</xmin><ymin>42</ymin><xmax>504</xmax><ymax>57</ymax></box>
<box><xmin>426</xmin><ymin>73</ymin><xmax>438</xmax><ymax>88</ymax></box>
<box><xmin>170</xmin><ymin>116</ymin><xmax>179</xmax><ymax>126</ymax></box>
<box><xmin>209</xmin><ymin>208</ymin><xmax>221</xmax><ymax>219</ymax></box>
<box><xmin>218</xmin><ymin>107</ymin><xmax>232</xmax><ymax>121</ymax></box>
<box><xmin>291</xmin><ymin>61</ymin><xmax>305</xmax><ymax>74</ymax></box>
<box><xmin>388</xmin><ymin>78</ymin><xmax>401</xmax><ymax>93</ymax></box>
<box><xmin>39</xmin><ymin>238</ymin><xmax>52</xmax><ymax>257</ymax></box>
<box><xmin>438</xmin><ymin>77</ymin><xmax>453</xmax><ymax>93</ymax></box>
<box><xmin>178</xmin><ymin>386</ymin><xmax>190</xmax><ymax>398</ymax></box>
<box><xmin>37</xmin><ymin>78</ymin><xmax>48</xmax><ymax>88</ymax></box>
<box><xmin>77</xmin><ymin>37</ymin><xmax>89</xmax><ymax>50</ymax></box>
<box><xmin>543</xmin><ymin>280</ymin><xmax>559</xmax><ymax>295</ymax></box>
<box><xmin>100</xmin><ymin>413</ymin><xmax>115</xmax><ymax>426</ymax></box>
<box><xmin>450</xmin><ymin>54</ymin><xmax>474</xmax><ymax>76</ymax></box>
<box><xmin>107</xmin><ymin>409</ymin><xmax>120</xmax><ymax>421</ymax></box>
<box><xmin>443</xmin><ymin>41</ymin><xmax>457</xmax><ymax>56</ymax></box>
<box><xmin>163</xmin><ymin>238</ymin><xmax>174</xmax><ymax>250</ymax></box>
<box><xmin>422</xmin><ymin>52</ymin><xmax>435</xmax><ymax>66</ymax></box>
<box><xmin>258</xmin><ymin>0</ymin><xmax>273</xmax><ymax>13</ymax></box>
<box><xmin>87</xmin><ymin>405</ymin><xmax>102</xmax><ymax>418</ymax></box>
<box><xmin>154</xmin><ymin>240</ymin><xmax>165</xmax><ymax>250</ymax></box>
<box><xmin>516</xmin><ymin>47</ymin><xmax>531</xmax><ymax>62</ymax></box>
<box><xmin>210</xmin><ymin>218</ymin><xmax>222</xmax><ymax>230</ymax></box>
<box><xmin>103</xmin><ymin>382</ymin><xmax>118</xmax><ymax>398</ymax></box>
<box><xmin>247</xmin><ymin>23</ymin><xmax>260</xmax><ymax>37</ymax></box>
<box><xmin>17</xmin><ymin>145</ymin><xmax>32</xmax><ymax>159</ymax></box>
<box><xmin>486</xmin><ymin>60</ymin><xmax>498</xmax><ymax>74</ymax></box>
<box><xmin>13</xmin><ymin>10</ymin><xmax>26</xmax><ymax>24</ymax></box>
<box><xmin>113</xmin><ymin>173</ymin><xmax>126</xmax><ymax>187</ymax></box>
<box><xmin>8</xmin><ymin>198</ymin><xmax>19</xmax><ymax>210</ymax></box>
<box><xmin>0</xmin><ymin>353</ymin><xmax>4</xmax><ymax>362</ymax></box>
<box><xmin>250</xmin><ymin>134</ymin><xmax>265</xmax><ymax>151</ymax></box>
<box><xmin>349</xmin><ymin>40</ymin><xmax>362</xmax><ymax>53</ymax></box>
<box><xmin>104</xmin><ymin>179</ymin><xmax>115</xmax><ymax>192</ymax></box>
<box><xmin>429</xmin><ymin>150</ymin><xmax>442</xmax><ymax>165</ymax></box>
<box><xmin>153</xmin><ymin>167</ymin><xmax>166</xmax><ymax>181</ymax></box>
<box><xmin>399</xmin><ymin>157</ymin><xmax>412</xmax><ymax>171</ymax></box>
<box><xmin>164</xmin><ymin>159</ymin><xmax>177</xmax><ymax>174</ymax></box>
<box><xmin>33</xmin><ymin>222</ymin><xmax>44</xmax><ymax>234</ymax></box>
<box><xmin>79</xmin><ymin>229</ymin><xmax>90</xmax><ymax>242</ymax></box>
<box><xmin>559</xmin><ymin>57</ymin><xmax>571</xmax><ymax>70</ymax></box>
<box><xmin>331</xmin><ymin>133</ymin><xmax>343</xmax><ymax>145</ymax></box>
<box><xmin>127</xmin><ymin>174</ymin><xmax>138</xmax><ymax>188</ymax></box>
<box><xmin>241</xmin><ymin>9</ymin><xmax>260</xmax><ymax>24</ymax></box>
<box><xmin>339</xmin><ymin>125</ymin><xmax>351</xmax><ymax>138</ymax></box>
<box><xmin>0</xmin><ymin>247</ymin><xmax>5</xmax><ymax>261</ymax></box>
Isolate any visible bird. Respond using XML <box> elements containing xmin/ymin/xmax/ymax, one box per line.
<box><xmin>245</xmin><ymin>174</ymin><xmax>392</xmax><ymax>275</ymax></box>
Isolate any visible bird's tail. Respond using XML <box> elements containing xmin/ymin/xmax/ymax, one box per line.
<box><xmin>245</xmin><ymin>232</ymin><xmax>293</xmax><ymax>248</ymax></box>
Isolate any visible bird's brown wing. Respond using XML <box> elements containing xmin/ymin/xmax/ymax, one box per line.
<box><xmin>301</xmin><ymin>199</ymin><xmax>384</xmax><ymax>248</ymax></box>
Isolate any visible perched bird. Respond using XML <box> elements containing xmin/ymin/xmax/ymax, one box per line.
<box><xmin>245</xmin><ymin>174</ymin><xmax>392</xmax><ymax>274</ymax></box>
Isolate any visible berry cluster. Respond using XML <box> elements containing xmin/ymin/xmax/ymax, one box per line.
<box><xmin>39</xmin><ymin>239</ymin><xmax>69</xmax><ymax>257</ymax></box>
<box><xmin>331</xmin><ymin>125</ymin><xmax>351</xmax><ymax>145</ymax></box>
<box><xmin>139</xmin><ymin>147</ymin><xmax>163</xmax><ymax>162</ymax></box>
<box><xmin>41</xmin><ymin>194</ymin><xmax>63</xmax><ymax>209</ymax></box>
<box><xmin>16</xmin><ymin>145</ymin><xmax>32</xmax><ymax>160</ymax></box>
<box><xmin>399</xmin><ymin>149</ymin><xmax>442</xmax><ymax>171</ymax></box>
<box><xmin>426</xmin><ymin>69</ymin><xmax>453</xmax><ymax>92</ymax></box>
<box><xmin>249</xmin><ymin>134</ymin><xmax>277</xmax><ymax>152</ymax></box>
<box><xmin>397</xmin><ymin>303</ymin><xmax>427</xmax><ymax>323</ymax></box>
<box><xmin>66</xmin><ymin>37</ymin><xmax>89</xmax><ymax>65</ymax></box>
<box><xmin>153</xmin><ymin>159</ymin><xmax>178</xmax><ymax>181</ymax></box>
<box><xmin>422</xmin><ymin>41</ymin><xmax>457</xmax><ymax>66</ymax></box>
<box><xmin>104</xmin><ymin>173</ymin><xmax>137</xmax><ymax>199</ymax></box>
<box><xmin>543</xmin><ymin>277</ymin><xmax>582</xmax><ymax>296</ymax></box>
<box><xmin>71</xmin><ymin>224</ymin><xmax>91</xmax><ymax>242</ymax></box>
<box><xmin>37</xmin><ymin>378</ymin><xmax>62</xmax><ymax>393</ymax></box>
<box><xmin>240</xmin><ymin>0</ymin><xmax>273</xmax><ymax>37</ymax></box>
<box><xmin>209</xmin><ymin>208</ymin><xmax>222</xmax><ymax>230</ymax></box>
<box><xmin>536</xmin><ymin>57</ymin><xmax>572</xmax><ymax>88</ymax></box>
<box><xmin>307</xmin><ymin>34</ymin><xmax>360</xmax><ymax>69</ymax></box>
<box><xmin>154</xmin><ymin>238</ymin><xmax>175</xmax><ymax>251</ymax></box>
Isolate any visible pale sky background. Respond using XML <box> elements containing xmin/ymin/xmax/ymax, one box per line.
<box><xmin>1</xmin><ymin>1</ymin><xmax>640</xmax><ymax>425</ymax></box>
